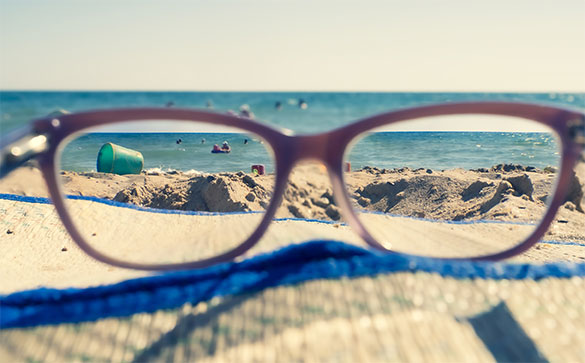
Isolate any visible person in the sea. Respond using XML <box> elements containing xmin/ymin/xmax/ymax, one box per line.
<box><xmin>239</xmin><ymin>104</ymin><xmax>255</xmax><ymax>119</ymax></box>
<box><xmin>221</xmin><ymin>141</ymin><xmax>230</xmax><ymax>151</ymax></box>
<box><xmin>244</xmin><ymin>139</ymin><xmax>248</xmax><ymax>144</ymax></box>
<box><xmin>176</xmin><ymin>138</ymin><xmax>182</xmax><ymax>144</ymax></box>
<box><xmin>275</xmin><ymin>101</ymin><xmax>282</xmax><ymax>110</ymax></box>
<box><xmin>298</xmin><ymin>99</ymin><xmax>308</xmax><ymax>110</ymax></box>
<box><xmin>206</xmin><ymin>100</ymin><xmax>213</xmax><ymax>109</ymax></box>
<box><xmin>201</xmin><ymin>138</ymin><xmax>205</xmax><ymax>144</ymax></box>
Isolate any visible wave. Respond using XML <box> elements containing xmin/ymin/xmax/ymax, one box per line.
<box><xmin>144</xmin><ymin>167</ymin><xmax>202</xmax><ymax>176</ymax></box>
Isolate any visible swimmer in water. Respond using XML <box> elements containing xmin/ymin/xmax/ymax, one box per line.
<box><xmin>176</xmin><ymin>138</ymin><xmax>182</xmax><ymax>144</ymax></box>
<box><xmin>201</xmin><ymin>138</ymin><xmax>206</xmax><ymax>144</ymax></box>
<box><xmin>239</xmin><ymin>104</ymin><xmax>255</xmax><ymax>119</ymax></box>
<box><xmin>275</xmin><ymin>101</ymin><xmax>282</xmax><ymax>110</ymax></box>
<box><xmin>298</xmin><ymin>99</ymin><xmax>308</xmax><ymax>110</ymax></box>
<box><xmin>244</xmin><ymin>139</ymin><xmax>248</xmax><ymax>144</ymax></box>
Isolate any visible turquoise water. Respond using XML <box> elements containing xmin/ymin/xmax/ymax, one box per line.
<box><xmin>2</xmin><ymin>91</ymin><xmax>583</xmax><ymax>133</ymax></box>
<box><xmin>63</xmin><ymin>132</ymin><xmax>275</xmax><ymax>174</ymax></box>
<box><xmin>61</xmin><ymin>130</ymin><xmax>559</xmax><ymax>173</ymax></box>
<box><xmin>1</xmin><ymin>91</ymin><xmax>582</xmax><ymax>172</ymax></box>
<box><xmin>350</xmin><ymin>131</ymin><xmax>558</xmax><ymax>171</ymax></box>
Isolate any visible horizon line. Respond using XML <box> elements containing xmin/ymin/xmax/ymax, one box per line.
<box><xmin>1</xmin><ymin>89</ymin><xmax>584</xmax><ymax>94</ymax></box>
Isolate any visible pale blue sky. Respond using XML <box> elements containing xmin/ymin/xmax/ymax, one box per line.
<box><xmin>1</xmin><ymin>0</ymin><xmax>584</xmax><ymax>91</ymax></box>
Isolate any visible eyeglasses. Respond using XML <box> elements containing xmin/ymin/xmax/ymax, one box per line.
<box><xmin>1</xmin><ymin>102</ymin><xmax>583</xmax><ymax>270</ymax></box>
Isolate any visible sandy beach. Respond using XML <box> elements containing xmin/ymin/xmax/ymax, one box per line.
<box><xmin>1</xmin><ymin>161</ymin><xmax>584</xmax><ymax>293</ymax></box>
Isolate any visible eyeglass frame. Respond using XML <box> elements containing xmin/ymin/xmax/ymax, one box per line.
<box><xmin>1</xmin><ymin>101</ymin><xmax>584</xmax><ymax>270</ymax></box>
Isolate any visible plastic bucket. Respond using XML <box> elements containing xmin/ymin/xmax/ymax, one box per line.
<box><xmin>96</xmin><ymin>143</ymin><xmax>144</xmax><ymax>175</ymax></box>
<box><xmin>251</xmin><ymin>164</ymin><xmax>265</xmax><ymax>175</ymax></box>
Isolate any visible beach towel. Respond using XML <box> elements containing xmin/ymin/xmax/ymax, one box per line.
<box><xmin>1</xmin><ymin>196</ymin><xmax>584</xmax><ymax>362</ymax></box>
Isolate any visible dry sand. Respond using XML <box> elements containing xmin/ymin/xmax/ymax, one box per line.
<box><xmin>0</xmin><ymin>162</ymin><xmax>584</xmax><ymax>293</ymax></box>
<box><xmin>4</xmin><ymin>162</ymin><xmax>584</xmax><ymax>222</ymax></box>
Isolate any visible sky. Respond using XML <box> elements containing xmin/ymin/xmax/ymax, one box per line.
<box><xmin>0</xmin><ymin>0</ymin><xmax>584</xmax><ymax>92</ymax></box>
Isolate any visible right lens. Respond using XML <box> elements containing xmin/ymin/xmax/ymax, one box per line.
<box><xmin>344</xmin><ymin>114</ymin><xmax>561</xmax><ymax>258</ymax></box>
<box><xmin>57</xmin><ymin>119</ymin><xmax>275</xmax><ymax>266</ymax></box>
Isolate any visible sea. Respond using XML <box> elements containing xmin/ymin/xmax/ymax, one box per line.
<box><xmin>1</xmin><ymin>91</ymin><xmax>583</xmax><ymax>173</ymax></box>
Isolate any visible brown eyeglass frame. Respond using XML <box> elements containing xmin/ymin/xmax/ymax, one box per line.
<box><xmin>1</xmin><ymin>101</ymin><xmax>584</xmax><ymax>270</ymax></box>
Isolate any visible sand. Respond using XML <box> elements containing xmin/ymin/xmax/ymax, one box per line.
<box><xmin>4</xmin><ymin>162</ymin><xmax>584</xmax><ymax>221</ymax></box>
<box><xmin>0</xmin><ymin>161</ymin><xmax>584</xmax><ymax>293</ymax></box>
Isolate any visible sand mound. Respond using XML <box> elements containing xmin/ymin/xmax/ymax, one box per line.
<box><xmin>113</xmin><ymin>173</ymin><xmax>272</xmax><ymax>213</ymax></box>
<box><xmin>107</xmin><ymin>164</ymin><xmax>584</xmax><ymax>223</ymax></box>
<box><xmin>350</xmin><ymin>165</ymin><xmax>584</xmax><ymax>222</ymax></box>
<box><xmin>110</xmin><ymin>170</ymin><xmax>343</xmax><ymax>220</ymax></box>
<box><xmin>1</xmin><ymin>163</ymin><xmax>583</xmax><ymax>222</ymax></box>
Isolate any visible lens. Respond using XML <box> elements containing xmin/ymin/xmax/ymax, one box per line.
<box><xmin>344</xmin><ymin>114</ymin><xmax>561</xmax><ymax>258</ymax></box>
<box><xmin>57</xmin><ymin>119</ymin><xmax>275</xmax><ymax>265</ymax></box>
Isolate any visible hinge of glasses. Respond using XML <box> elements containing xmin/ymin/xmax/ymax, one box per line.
<box><xmin>0</xmin><ymin>109</ymin><xmax>68</xmax><ymax>177</ymax></box>
<box><xmin>0</xmin><ymin>132</ymin><xmax>49</xmax><ymax>177</ymax></box>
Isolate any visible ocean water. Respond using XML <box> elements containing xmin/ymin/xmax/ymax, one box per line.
<box><xmin>63</xmin><ymin>132</ymin><xmax>275</xmax><ymax>174</ymax></box>
<box><xmin>1</xmin><ymin>91</ymin><xmax>583</xmax><ymax>173</ymax></box>
<box><xmin>350</xmin><ymin>131</ymin><xmax>559</xmax><ymax>171</ymax></box>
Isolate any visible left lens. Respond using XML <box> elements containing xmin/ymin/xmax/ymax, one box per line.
<box><xmin>343</xmin><ymin>114</ymin><xmax>561</xmax><ymax>258</ymax></box>
<box><xmin>57</xmin><ymin>119</ymin><xmax>275</xmax><ymax>266</ymax></box>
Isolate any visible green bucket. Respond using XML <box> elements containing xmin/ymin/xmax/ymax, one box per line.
<box><xmin>96</xmin><ymin>143</ymin><xmax>144</xmax><ymax>175</ymax></box>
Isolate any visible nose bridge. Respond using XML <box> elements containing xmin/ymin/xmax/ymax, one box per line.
<box><xmin>293</xmin><ymin>133</ymin><xmax>332</xmax><ymax>162</ymax></box>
